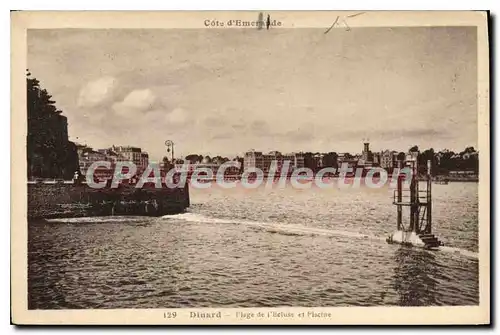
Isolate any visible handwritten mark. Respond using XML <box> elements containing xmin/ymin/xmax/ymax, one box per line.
<box><xmin>258</xmin><ymin>12</ymin><xmax>264</xmax><ymax>30</ymax></box>
<box><xmin>257</xmin><ymin>13</ymin><xmax>271</xmax><ymax>30</ymax></box>
<box><xmin>324</xmin><ymin>12</ymin><xmax>365</xmax><ymax>34</ymax></box>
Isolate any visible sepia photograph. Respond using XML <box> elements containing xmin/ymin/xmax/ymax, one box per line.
<box><xmin>11</xmin><ymin>11</ymin><xmax>490</xmax><ymax>325</ymax></box>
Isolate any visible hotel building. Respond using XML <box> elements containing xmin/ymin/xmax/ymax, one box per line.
<box><xmin>243</xmin><ymin>150</ymin><xmax>305</xmax><ymax>174</ymax></box>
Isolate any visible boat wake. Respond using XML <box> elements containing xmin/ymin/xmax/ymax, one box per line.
<box><xmin>439</xmin><ymin>246</ymin><xmax>478</xmax><ymax>259</ymax></box>
<box><xmin>161</xmin><ymin>213</ymin><xmax>478</xmax><ymax>260</ymax></box>
<box><xmin>162</xmin><ymin>213</ymin><xmax>386</xmax><ymax>242</ymax></box>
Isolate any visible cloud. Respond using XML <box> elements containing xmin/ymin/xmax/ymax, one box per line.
<box><xmin>164</xmin><ymin>108</ymin><xmax>188</xmax><ymax>125</ymax></box>
<box><xmin>249</xmin><ymin>120</ymin><xmax>271</xmax><ymax>136</ymax></box>
<box><xmin>203</xmin><ymin>116</ymin><xmax>226</xmax><ymax>127</ymax></box>
<box><xmin>130</xmin><ymin>107</ymin><xmax>190</xmax><ymax>128</ymax></box>
<box><xmin>210</xmin><ymin>132</ymin><xmax>234</xmax><ymax>140</ymax></box>
<box><xmin>119</xmin><ymin>89</ymin><xmax>156</xmax><ymax>110</ymax></box>
<box><xmin>77</xmin><ymin>76</ymin><xmax>116</xmax><ymax>107</ymax></box>
<box><xmin>231</xmin><ymin>123</ymin><xmax>246</xmax><ymax>130</ymax></box>
<box><xmin>112</xmin><ymin>88</ymin><xmax>157</xmax><ymax>116</ymax></box>
<box><xmin>283</xmin><ymin>126</ymin><xmax>315</xmax><ymax>142</ymax></box>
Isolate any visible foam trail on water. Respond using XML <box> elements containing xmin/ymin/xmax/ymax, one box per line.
<box><xmin>162</xmin><ymin>213</ymin><xmax>385</xmax><ymax>242</ymax></box>
<box><xmin>162</xmin><ymin>213</ymin><xmax>478</xmax><ymax>259</ymax></box>
<box><xmin>161</xmin><ymin>213</ymin><xmax>234</xmax><ymax>224</ymax></box>
<box><xmin>46</xmin><ymin>216</ymin><xmax>150</xmax><ymax>223</ymax></box>
<box><xmin>439</xmin><ymin>246</ymin><xmax>478</xmax><ymax>260</ymax></box>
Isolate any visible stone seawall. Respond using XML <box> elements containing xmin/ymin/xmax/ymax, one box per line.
<box><xmin>27</xmin><ymin>182</ymin><xmax>190</xmax><ymax>219</ymax></box>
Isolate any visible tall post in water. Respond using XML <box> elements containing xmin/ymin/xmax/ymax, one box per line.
<box><xmin>410</xmin><ymin>152</ymin><xmax>420</xmax><ymax>234</ymax></box>
<box><xmin>426</xmin><ymin>159</ymin><xmax>432</xmax><ymax>234</ymax></box>
<box><xmin>409</xmin><ymin>153</ymin><xmax>419</xmax><ymax>233</ymax></box>
<box><xmin>415</xmin><ymin>156</ymin><xmax>421</xmax><ymax>234</ymax></box>
<box><xmin>389</xmin><ymin>155</ymin><xmax>441</xmax><ymax>248</ymax></box>
<box><xmin>396</xmin><ymin>161</ymin><xmax>403</xmax><ymax>231</ymax></box>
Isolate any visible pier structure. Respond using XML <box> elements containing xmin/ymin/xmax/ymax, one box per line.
<box><xmin>387</xmin><ymin>152</ymin><xmax>443</xmax><ymax>249</ymax></box>
<box><xmin>27</xmin><ymin>180</ymin><xmax>190</xmax><ymax>220</ymax></box>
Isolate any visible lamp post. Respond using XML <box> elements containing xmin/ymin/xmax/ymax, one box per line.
<box><xmin>165</xmin><ymin>140</ymin><xmax>174</xmax><ymax>163</ymax></box>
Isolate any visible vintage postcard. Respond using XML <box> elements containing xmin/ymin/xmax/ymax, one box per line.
<box><xmin>11</xmin><ymin>11</ymin><xmax>490</xmax><ymax>325</ymax></box>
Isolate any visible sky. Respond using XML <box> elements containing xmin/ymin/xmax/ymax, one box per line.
<box><xmin>27</xmin><ymin>27</ymin><xmax>478</xmax><ymax>161</ymax></box>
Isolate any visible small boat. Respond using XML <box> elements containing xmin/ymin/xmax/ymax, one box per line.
<box><xmin>434</xmin><ymin>179</ymin><xmax>449</xmax><ymax>185</ymax></box>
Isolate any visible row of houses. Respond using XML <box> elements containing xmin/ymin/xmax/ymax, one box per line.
<box><xmin>77</xmin><ymin>144</ymin><xmax>149</xmax><ymax>180</ymax></box>
<box><xmin>242</xmin><ymin>142</ymin><xmax>403</xmax><ymax>174</ymax></box>
<box><xmin>75</xmin><ymin>141</ymin><xmax>478</xmax><ymax>182</ymax></box>
<box><xmin>243</xmin><ymin>150</ymin><xmax>305</xmax><ymax>174</ymax></box>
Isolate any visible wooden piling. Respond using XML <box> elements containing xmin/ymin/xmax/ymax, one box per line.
<box><xmin>426</xmin><ymin>160</ymin><xmax>432</xmax><ymax>234</ymax></box>
<box><xmin>397</xmin><ymin>162</ymin><xmax>403</xmax><ymax>231</ymax></box>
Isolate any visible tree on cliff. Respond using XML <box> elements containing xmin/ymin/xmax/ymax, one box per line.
<box><xmin>27</xmin><ymin>70</ymin><xmax>79</xmax><ymax>179</ymax></box>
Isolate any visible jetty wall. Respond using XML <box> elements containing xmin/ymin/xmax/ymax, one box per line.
<box><xmin>27</xmin><ymin>181</ymin><xmax>190</xmax><ymax>219</ymax></box>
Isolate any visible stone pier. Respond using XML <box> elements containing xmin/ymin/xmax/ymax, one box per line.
<box><xmin>27</xmin><ymin>181</ymin><xmax>190</xmax><ymax>219</ymax></box>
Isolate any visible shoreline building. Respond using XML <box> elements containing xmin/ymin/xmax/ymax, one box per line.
<box><xmin>77</xmin><ymin>145</ymin><xmax>112</xmax><ymax>181</ymax></box>
<box><xmin>77</xmin><ymin>144</ymin><xmax>150</xmax><ymax>180</ymax></box>
<box><xmin>358</xmin><ymin>141</ymin><xmax>374</xmax><ymax>167</ymax></box>
<box><xmin>173</xmin><ymin>160</ymin><xmax>240</xmax><ymax>178</ymax></box>
<box><xmin>97</xmin><ymin>148</ymin><xmax>128</xmax><ymax>164</ymax></box>
<box><xmin>380</xmin><ymin>150</ymin><xmax>399</xmax><ymax>171</ymax></box>
<box><xmin>112</xmin><ymin>146</ymin><xmax>142</xmax><ymax>167</ymax></box>
<box><xmin>110</xmin><ymin>145</ymin><xmax>150</xmax><ymax>174</ymax></box>
<box><xmin>243</xmin><ymin>150</ymin><xmax>305</xmax><ymax>174</ymax></box>
<box><xmin>140</xmin><ymin>152</ymin><xmax>150</xmax><ymax>173</ymax></box>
